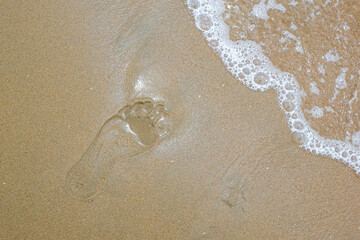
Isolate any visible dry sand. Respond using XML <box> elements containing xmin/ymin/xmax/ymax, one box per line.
<box><xmin>1</xmin><ymin>0</ymin><xmax>360</xmax><ymax>239</ymax></box>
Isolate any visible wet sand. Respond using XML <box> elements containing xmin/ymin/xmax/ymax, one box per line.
<box><xmin>1</xmin><ymin>0</ymin><xmax>360</xmax><ymax>239</ymax></box>
<box><xmin>223</xmin><ymin>0</ymin><xmax>360</xmax><ymax>142</ymax></box>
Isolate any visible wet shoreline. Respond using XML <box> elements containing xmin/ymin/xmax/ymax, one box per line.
<box><xmin>1</xmin><ymin>0</ymin><xmax>360</xmax><ymax>239</ymax></box>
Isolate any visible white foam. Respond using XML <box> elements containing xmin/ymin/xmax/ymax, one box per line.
<box><xmin>335</xmin><ymin>68</ymin><xmax>348</xmax><ymax>90</ymax></box>
<box><xmin>280</xmin><ymin>30</ymin><xmax>304</xmax><ymax>54</ymax></box>
<box><xmin>290</xmin><ymin>22</ymin><xmax>298</xmax><ymax>31</ymax></box>
<box><xmin>323</xmin><ymin>49</ymin><xmax>340</xmax><ymax>63</ymax></box>
<box><xmin>352</xmin><ymin>131</ymin><xmax>360</xmax><ymax>147</ymax></box>
<box><xmin>325</xmin><ymin>106</ymin><xmax>336</xmax><ymax>113</ymax></box>
<box><xmin>310</xmin><ymin>81</ymin><xmax>320</xmax><ymax>95</ymax></box>
<box><xmin>348</xmin><ymin>90</ymin><xmax>358</xmax><ymax>106</ymax></box>
<box><xmin>317</xmin><ymin>64</ymin><xmax>325</xmax><ymax>75</ymax></box>
<box><xmin>186</xmin><ymin>0</ymin><xmax>360</xmax><ymax>174</ymax></box>
<box><xmin>306</xmin><ymin>106</ymin><xmax>324</xmax><ymax>119</ymax></box>
<box><xmin>251</xmin><ymin>0</ymin><xmax>286</xmax><ymax>21</ymax></box>
<box><xmin>289</xmin><ymin>1</ymin><xmax>298</xmax><ymax>7</ymax></box>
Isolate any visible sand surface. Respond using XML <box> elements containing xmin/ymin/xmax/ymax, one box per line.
<box><xmin>1</xmin><ymin>0</ymin><xmax>360</xmax><ymax>239</ymax></box>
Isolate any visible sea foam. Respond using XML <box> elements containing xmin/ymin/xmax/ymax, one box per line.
<box><xmin>186</xmin><ymin>0</ymin><xmax>360</xmax><ymax>173</ymax></box>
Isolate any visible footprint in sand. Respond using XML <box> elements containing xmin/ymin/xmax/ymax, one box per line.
<box><xmin>66</xmin><ymin>99</ymin><xmax>172</xmax><ymax>199</ymax></box>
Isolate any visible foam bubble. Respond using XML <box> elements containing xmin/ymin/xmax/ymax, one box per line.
<box><xmin>253</xmin><ymin>58</ymin><xmax>261</xmax><ymax>66</ymax></box>
<box><xmin>209</xmin><ymin>39</ymin><xmax>219</xmax><ymax>47</ymax></box>
<box><xmin>286</xmin><ymin>93</ymin><xmax>295</xmax><ymax>101</ymax></box>
<box><xmin>197</xmin><ymin>14</ymin><xmax>213</xmax><ymax>31</ymax></box>
<box><xmin>292</xmin><ymin>132</ymin><xmax>309</xmax><ymax>145</ymax></box>
<box><xmin>242</xmin><ymin>67</ymin><xmax>251</xmax><ymax>75</ymax></box>
<box><xmin>253</xmin><ymin>72</ymin><xmax>269</xmax><ymax>85</ymax></box>
<box><xmin>293</xmin><ymin>121</ymin><xmax>304</xmax><ymax>130</ymax></box>
<box><xmin>282</xmin><ymin>101</ymin><xmax>295</xmax><ymax>112</ymax></box>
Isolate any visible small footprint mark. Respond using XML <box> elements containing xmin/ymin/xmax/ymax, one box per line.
<box><xmin>66</xmin><ymin>99</ymin><xmax>172</xmax><ymax>199</ymax></box>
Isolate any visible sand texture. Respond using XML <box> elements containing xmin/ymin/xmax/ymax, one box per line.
<box><xmin>1</xmin><ymin>1</ymin><xmax>360</xmax><ymax>239</ymax></box>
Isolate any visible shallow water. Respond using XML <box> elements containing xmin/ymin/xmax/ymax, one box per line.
<box><xmin>186</xmin><ymin>0</ymin><xmax>360</xmax><ymax>173</ymax></box>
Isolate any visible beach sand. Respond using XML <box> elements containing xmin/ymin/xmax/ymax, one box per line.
<box><xmin>1</xmin><ymin>0</ymin><xmax>360</xmax><ymax>239</ymax></box>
